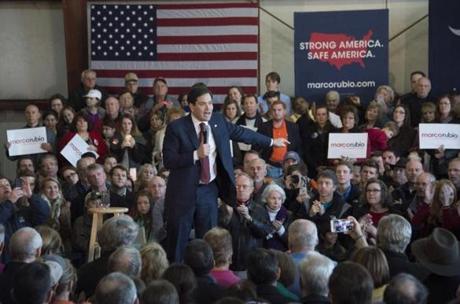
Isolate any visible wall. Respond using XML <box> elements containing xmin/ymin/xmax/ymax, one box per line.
<box><xmin>0</xmin><ymin>1</ymin><xmax>68</xmax><ymax>99</ymax></box>
<box><xmin>259</xmin><ymin>0</ymin><xmax>428</xmax><ymax>98</ymax></box>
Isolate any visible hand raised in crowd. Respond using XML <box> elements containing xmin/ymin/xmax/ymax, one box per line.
<box><xmin>345</xmin><ymin>216</ymin><xmax>365</xmax><ymax>240</ymax></box>
<box><xmin>8</xmin><ymin>187</ymin><xmax>25</xmax><ymax>204</ymax></box>
<box><xmin>87</xmin><ymin>144</ymin><xmax>98</xmax><ymax>152</ymax></box>
<box><xmin>272</xmin><ymin>219</ymin><xmax>284</xmax><ymax>231</ymax></box>
<box><xmin>41</xmin><ymin>143</ymin><xmax>53</xmax><ymax>152</ymax></box>
<box><xmin>236</xmin><ymin>204</ymin><xmax>251</xmax><ymax>221</ymax></box>
<box><xmin>434</xmin><ymin>145</ymin><xmax>445</xmax><ymax>159</ymax></box>
<box><xmin>309</xmin><ymin>200</ymin><xmax>325</xmax><ymax>217</ymax></box>
<box><xmin>22</xmin><ymin>179</ymin><xmax>33</xmax><ymax>198</ymax></box>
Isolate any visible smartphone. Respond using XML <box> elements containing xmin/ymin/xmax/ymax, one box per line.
<box><xmin>13</xmin><ymin>178</ymin><xmax>23</xmax><ymax>188</ymax></box>
<box><xmin>330</xmin><ymin>219</ymin><xmax>353</xmax><ymax>233</ymax></box>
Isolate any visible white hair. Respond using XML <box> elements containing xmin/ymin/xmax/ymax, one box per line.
<box><xmin>299</xmin><ymin>252</ymin><xmax>336</xmax><ymax>297</ymax></box>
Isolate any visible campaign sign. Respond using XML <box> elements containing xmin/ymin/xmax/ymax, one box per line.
<box><xmin>60</xmin><ymin>134</ymin><xmax>99</xmax><ymax>167</ymax></box>
<box><xmin>419</xmin><ymin>124</ymin><xmax>460</xmax><ymax>149</ymax></box>
<box><xmin>294</xmin><ymin>10</ymin><xmax>388</xmax><ymax>104</ymax></box>
<box><xmin>328</xmin><ymin>133</ymin><xmax>368</xmax><ymax>159</ymax></box>
<box><xmin>7</xmin><ymin>127</ymin><xmax>47</xmax><ymax>156</ymax></box>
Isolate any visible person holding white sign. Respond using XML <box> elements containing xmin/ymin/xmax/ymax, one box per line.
<box><xmin>5</xmin><ymin>104</ymin><xmax>56</xmax><ymax>162</ymax></box>
<box><xmin>57</xmin><ymin>113</ymin><xmax>108</xmax><ymax>165</ymax></box>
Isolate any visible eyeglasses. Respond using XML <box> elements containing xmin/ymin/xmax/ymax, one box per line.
<box><xmin>366</xmin><ymin>189</ymin><xmax>381</xmax><ymax>193</ymax></box>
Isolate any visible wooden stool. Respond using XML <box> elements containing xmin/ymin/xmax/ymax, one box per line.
<box><xmin>87</xmin><ymin>207</ymin><xmax>129</xmax><ymax>262</ymax></box>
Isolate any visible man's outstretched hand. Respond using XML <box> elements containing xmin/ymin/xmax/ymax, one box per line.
<box><xmin>273</xmin><ymin>138</ymin><xmax>290</xmax><ymax>147</ymax></box>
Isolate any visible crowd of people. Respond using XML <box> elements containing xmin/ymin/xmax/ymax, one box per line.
<box><xmin>1</xmin><ymin>68</ymin><xmax>460</xmax><ymax>304</ymax></box>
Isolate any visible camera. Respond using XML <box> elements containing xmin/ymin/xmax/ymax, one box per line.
<box><xmin>330</xmin><ymin>219</ymin><xmax>353</xmax><ymax>233</ymax></box>
<box><xmin>89</xmin><ymin>191</ymin><xmax>103</xmax><ymax>201</ymax></box>
<box><xmin>289</xmin><ymin>174</ymin><xmax>307</xmax><ymax>190</ymax></box>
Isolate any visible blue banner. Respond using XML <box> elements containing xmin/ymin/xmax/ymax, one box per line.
<box><xmin>294</xmin><ymin>10</ymin><xmax>388</xmax><ymax>104</ymax></box>
<box><xmin>429</xmin><ymin>0</ymin><xmax>460</xmax><ymax>96</ymax></box>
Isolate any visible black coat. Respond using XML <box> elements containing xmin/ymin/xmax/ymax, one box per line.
<box><xmin>298</xmin><ymin>120</ymin><xmax>338</xmax><ymax>178</ymax></box>
<box><xmin>382</xmin><ymin>249</ymin><xmax>429</xmax><ymax>282</ymax></box>
<box><xmin>257</xmin><ymin>120</ymin><xmax>302</xmax><ymax>165</ymax></box>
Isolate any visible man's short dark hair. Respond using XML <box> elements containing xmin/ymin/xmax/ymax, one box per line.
<box><xmin>317</xmin><ymin>169</ymin><xmax>338</xmax><ymax>186</ymax></box>
<box><xmin>410</xmin><ymin>70</ymin><xmax>426</xmax><ymax>78</ymax></box>
<box><xmin>246</xmin><ymin>248</ymin><xmax>279</xmax><ymax>285</ymax></box>
<box><xmin>242</xmin><ymin>94</ymin><xmax>258</xmax><ymax>105</ymax></box>
<box><xmin>383</xmin><ymin>273</ymin><xmax>428</xmax><ymax>304</ymax></box>
<box><xmin>329</xmin><ymin>261</ymin><xmax>373</xmax><ymax>304</ymax></box>
<box><xmin>188</xmin><ymin>83</ymin><xmax>212</xmax><ymax>105</ymax></box>
<box><xmin>361</xmin><ymin>159</ymin><xmax>379</xmax><ymax>173</ymax></box>
<box><xmin>266</xmin><ymin>71</ymin><xmax>281</xmax><ymax>83</ymax></box>
<box><xmin>141</xmin><ymin>279</ymin><xmax>179</xmax><ymax>304</ymax></box>
<box><xmin>110</xmin><ymin>164</ymin><xmax>128</xmax><ymax>177</ymax></box>
<box><xmin>81</xmin><ymin>151</ymin><xmax>98</xmax><ymax>160</ymax></box>
<box><xmin>183</xmin><ymin>239</ymin><xmax>214</xmax><ymax>276</ymax></box>
<box><xmin>12</xmin><ymin>262</ymin><xmax>52</xmax><ymax>304</ymax></box>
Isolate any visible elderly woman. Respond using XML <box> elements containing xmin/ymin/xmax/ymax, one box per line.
<box><xmin>260</xmin><ymin>183</ymin><xmax>291</xmax><ymax>251</ymax></box>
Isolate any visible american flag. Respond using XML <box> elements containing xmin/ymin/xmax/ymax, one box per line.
<box><xmin>88</xmin><ymin>2</ymin><xmax>259</xmax><ymax>103</ymax></box>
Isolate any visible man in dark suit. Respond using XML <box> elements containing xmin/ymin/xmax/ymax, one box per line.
<box><xmin>163</xmin><ymin>84</ymin><xmax>287</xmax><ymax>262</ymax></box>
<box><xmin>257</xmin><ymin>100</ymin><xmax>302</xmax><ymax>178</ymax></box>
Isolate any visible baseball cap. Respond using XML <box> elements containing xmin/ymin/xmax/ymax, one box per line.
<box><xmin>283</xmin><ymin>151</ymin><xmax>301</xmax><ymax>163</ymax></box>
<box><xmin>84</xmin><ymin>89</ymin><xmax>102</xmax><ymax>100</ymax></box>
<box><xmin>124</xmin><ymin>72</ymin><xmax>139</xmax><ymax>83</ymax></box>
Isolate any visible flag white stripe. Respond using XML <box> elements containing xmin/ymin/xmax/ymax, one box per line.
<box><xmin>97</xmin><ymin>77</ymin><xmax>257</xmax><ymax>87</ymax></box>
<box><xmin>157</xmin><ymin>25</ymin><xmax>258</xmax><ymax>36</ymax></box>
<box><xmin>91</xmin><ymin>60</ymin><xmax>258</xmax><ymax>70</ymax></box>
<box><xmin>165</xmin><ymin>94</ymin><xmax>227</xmax><ymax>103</ymax></box>
<box><xmin>157</xmin><ymin>43</ymin><xmax>257</xmax><ymax>53</ymax></box>
<box><xmin>157</xmin><ymin>8</ymin><xmax>258</xmax><ymax>19</ymax></box>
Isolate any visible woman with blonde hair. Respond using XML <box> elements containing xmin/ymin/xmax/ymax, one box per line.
<box><xmin>40</xmin><ymin>177</ymin><xmax>71</xmax><ymax>254</ymax></box>
<box><xmin>140</xmin><ymin>242</ymin><xmax>169</xmax><ymax>285</ymax></box>
<box><xmin>135</xmin><ymin>163</ymin><xmax>157</xmax><ymax>192</ymax></box>
<box><xmin>36</xmin><ymin>225</ymin><xmax>63</xmax><ymax>256</ymax></box>
<box><xmin>351</xmin><ymin>246</ymin><xmax>390</xmax><ymax>302</ymax></box>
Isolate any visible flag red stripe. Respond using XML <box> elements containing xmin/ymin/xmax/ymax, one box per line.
<box><xmin>157</xmin><ymin>35</ymin><xmax>257</xmax><ymax>44</ymax></box>
<box><xmin>104</xmin><ymin>86</ymin><xmax>257</xmax><ymax>95</ymax></box>
<box><xmin>157</xmin><ymin>52</ymin><xmax>257</xmax><ymax>61</ymax></box>
<box><xmin>158</xmin><ymin>3</ymin><xmax>258</xmax><ymax>9</ymax></box>
<box><xmin>157</xmin><ymin>17</ymin><xmax>258</xmax><ymax>27</ymax></box>
<box><xmin>95</xmin><ymin>69</ymin><xmax>257</xmax><ymax>78</ymax></box>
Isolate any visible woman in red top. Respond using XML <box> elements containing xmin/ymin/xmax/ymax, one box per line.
<box><xmin>428</xmin><ymin>179</ymin><xmax>460</xmax><ymax>238</ymax></box>
<box><xmin>57</xmin><ymin>113</ymin><xmax>108</xmax><ymax>164</ymax></box>
<box><xmin>353</xmin><ymin>179</ymin><xmax>396</xmax><ymax>244</ymax></box>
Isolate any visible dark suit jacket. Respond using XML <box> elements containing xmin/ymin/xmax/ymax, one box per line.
<box><xmin>382</xmin><ymin>249</ymin><xmax>430</xmax><ymax>282</ymax></box>
<box><xmin>163</xmin><ymin>113</ymin><xmax>272</xmax><ymax>217</ymax></box>
<box><xmin>256</xmin><ymin>119</ymin><xmax>302</xmax><ymax>164</ymax></box>
<box><xmin>0</xmin><ymin>261</ymin><xmax>27</xmax><ymax>304</ymax></box>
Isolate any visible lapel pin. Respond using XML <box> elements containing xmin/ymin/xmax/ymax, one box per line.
<box><xmin>214</xmin><ymin>124</ymin><xmax>217</xmax><ymax>128</ymax></box>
